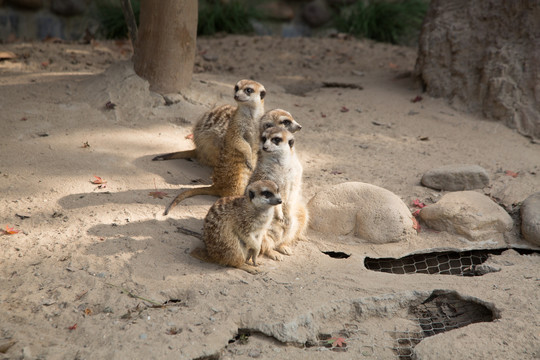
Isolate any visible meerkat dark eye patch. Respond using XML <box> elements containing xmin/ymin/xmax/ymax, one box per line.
<box><xmin>263</xmin><ymin>123</ymin><xmax>272</xmax><ymax>130</ymax></box>
<box><xmin>272</xmin><ymin>137</ymin><xmax>282</xmax><ymax>145</ymax></box>
<box><xmin>248</xmin><ymin>190</ymin><xmax>255</xmax><ymax>200</ymax></box>
<box><xmin>288</xmin><ymin>138</ymin><xmax>295</xmax><ymax>148</ymax></box>
<box><xmin>261</xmin><ymin>190</ymin><xmax>273</xmax><ymax>198</ymax></box>
<box><xmin>282</xmin><ymin>119</ymin><xmax>291</xmax><ymax>126</ymax></box>
<box><xmin>261</xmin><ymin>136</ymin><xmax>267</xmax><ymax>142</ymax></box>
<box><xmin>234</xmin><ymin>85</ymin><xmax>239</xmax><ymax>92</ymax></box>
<box><xmin>260</xmin><ymin>90</ymin><xmax>266</xmax><ymax>99</ymax></box>
<box><xmin>245</xmin><ymin>87</ymin><xmax>254</xmax><ymax>94</ymax></box>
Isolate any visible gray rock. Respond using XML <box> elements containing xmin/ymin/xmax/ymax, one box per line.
<box><xmin>520</xmin><ymin>192</ymin><xmax>540</xmax><ymax>246</ymax></box>
<box><xmin>419</xmin><ymin>191</ymin><xmax>513</xmax><ymax>241</ymax></box>
<box><xmin>50</xmin><ymin>0</ymin><xmax>86</xmax><ymax>16</ymax></box>
<box><xmin>302</xmin><ymin>0</ymin><xmax>333</xmax><ymax>27</ymax></box>
<box><xmin>308</xmin><ymin>182</ymin><xmax>414</xmax><ymax>244</ymax></box>
<box><xmin>421</xmin><ymin>164</ymin><xmax>489</xmax><ymax>191</ymax></box>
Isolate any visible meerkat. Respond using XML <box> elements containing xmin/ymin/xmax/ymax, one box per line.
<box><xmin>259</xmin><ymin>108</ymin><xmax>303</xmax><ymax>136</ymax></box>
<box><xmin>163</xmin><ymin>80</ymin><xmax>266</xmax><ymax>215</ymax></box>
<box><xmin>190</xmin><ymin>180</ymin><xmax>282</xmax><ymax>274</ymax></box>
<box><xmin>152</xmin><ymin>80</ymin><xmax>262</xmax><ymax>167</ymax></box>
<box><xmin>248</xmin><ymin>126</ymin><xmax>308</xmax><ymax>260</ymax></box>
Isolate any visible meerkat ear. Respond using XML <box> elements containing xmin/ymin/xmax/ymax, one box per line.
<box><xmin>248</xmin><ymin>190</ymin><xmax>255</xmax><ymax>201</ymax></box>
<box><xmin>288</xmin><ymin>138</ymin><xmax>295</xmax><ymax>148</ymax></box>
<box><xmin>260</xmin><ymin>90</ymin><xmax>266</xmax><ymax>100</ymax></box>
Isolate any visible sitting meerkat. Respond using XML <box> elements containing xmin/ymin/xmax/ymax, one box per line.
<box><xmin>248</xmin><ymin>126</ymin><xmax>308</xmax><ymax>260</ymax></box>
<box><xmin>153</xmin><ymin>80</ymin><xmax>266</xmax><ymax>167</ymax></box>
<box><xmin>163</xmin><ymin>80</ymin><xmax>266</xmax><ymax>215</ymax></box>
<box><xmin>259</xmin><ymin>108</ymin><xmax>302</xmax><ymax>135</ymax></box>
<box><xmin>190</xmin><ymin>180</ymin><xmax>282</xmax><ymax>274</ymax></box>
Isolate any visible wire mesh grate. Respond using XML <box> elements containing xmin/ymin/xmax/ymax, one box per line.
<box><xmin>365</xmin><ymin>249</ymin><xmax>505</xmax><ymax>276</ymax></box>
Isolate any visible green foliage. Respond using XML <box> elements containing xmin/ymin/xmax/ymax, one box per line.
<box><xmin>335</xmin><ymin>0</ymin><xmax>429</xmax><ymax>45</ymax></box>
<box><xmin>96</xmin><ymin>0</ymin><xmax>140</xmax><ymax>39</ymax></box>
<box><xmin>198</xmin><ymin>0</ymin><xmax>258</xmax><ymax>36</ymax></box>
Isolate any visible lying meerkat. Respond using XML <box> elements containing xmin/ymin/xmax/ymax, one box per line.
<box><xmin>163</xmin><ymin>80</ymin><xmax>266</xmax><ymax>215</ymax></box>
<box><xmin>152</xmin><ymin>80</ymin><xmax>266</xmax><ymax>167</ymax></box>
<box><xmin>248</xmin><ymin>126</ymin><xmax>308</xmax><ymax>259</ymax></box>
<box><xmin>190</xmin><ymin>180</ymin><xmax>282</xmax><ymax>274</ymax></box>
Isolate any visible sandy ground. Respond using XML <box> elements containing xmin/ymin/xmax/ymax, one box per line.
<box><xmin>0</xmin><ymin>36</ymin><xmax>539</xmax><ymax>360</ymax></box>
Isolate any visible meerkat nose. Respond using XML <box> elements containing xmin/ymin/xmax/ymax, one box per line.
<box><xmin>234</xmin><ymin>95</ymin><xmax>239</xmax><ymax>100</ymax></box>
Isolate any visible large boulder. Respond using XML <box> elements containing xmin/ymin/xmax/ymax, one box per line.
<box><xmin>307</xmin><ymin>182</ymin><xmax>414</xmax><ymax>244</ymax></box>
<box><xmin>415</xmin><ymin>0</ymin><xmax>540</xmax><ymax>142</ymax></box>
<box><xmin>419</xmin><ymin>191</ymin><xmax>513</xmax><ymax>241</ymax></box>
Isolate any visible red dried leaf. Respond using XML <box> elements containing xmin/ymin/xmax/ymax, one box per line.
<box><xmin>2</xmin><ymin>225</ymin><xmax>20</xmax><ymax>235</ymax></box>
<box><xmin>149</xmin><ymin>191</ymin><xmax>168</xmax><ymax>199</ymax></box>
<box><xmin>412</xmin><ymin>199</ymin><xmax>426</xmax><ymax>208</ymax></box>
<box><xmin>68</xmin><ymin>323</ymin><xmax>77</xmax><ymax>330</ymax></box>
<box><xmin>505</xmin><ymin>170</ymin><xmax>519</xmax><ymax>178</ymax></box>
<box><xmin>81</xmin><ymin>141</ymin><xmax>90</xmax><ymax>148</ymax></box>
<box><xmin>412</xmin><ymin>209</ymin><xmax>421</xmax><ymax>217</ymax></box>
<box><xmin>411</xmin><ymin>95</ymin><xmax>423</xmax><ymax>103</ymax></box>
<box><xmin>388</xmin><ymin>62</ymin><xmax>398</xmax><ymax>69</ymax></box>
<box><xmin>185</xmin><ymin>133</ymin><xmax>194</xmax><ymax>140</ymax></box>
<box><xmin>328</xmin><ymin>337</ymin><xmax>347</xmax><ymax>348</ymax></box>
<box><xmin>91</xmin><ymin>175</ymin><xmax>107</xmax><ymax>185</ymax></box>
<box><xmin>330</xmin><ymin>170</ymin><xmax>343</xmax><ymax>175</ymax></box>
<box><xmin>340</xmin><ymin>106</ymin><xmax>349</xmax><ymax>113</ymax></box>
<box><xmin>41</xmin><ymin>61</ymin><xmax>49</xmax><ymax>68</ymax></box>
<box><xmin>321</xmin><ymin>112</ymin><xmax>327</xmax><ymax>118</ymax></box>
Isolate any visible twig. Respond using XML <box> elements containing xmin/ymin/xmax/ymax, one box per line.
<box><xmin>105</xmin><ymin>282</ymin><xmax>162</xmax><ymax>306</ymax></box>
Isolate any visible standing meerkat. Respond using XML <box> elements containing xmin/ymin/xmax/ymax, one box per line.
<box><xmin>153</xmin><ymin>80</ymin><xmax>265</xmax><ymax>167</ymax></box>
<box><xmin>248</xmin><ymin>125</ymin><xmax>308</xmax><ymax>259</ymax></box>
<box><xmin>191</xmin><ymin>180</ymin><xmax>282</xmax><ymax>274</ymax></box>
<box><xmin>163</xmin><ymin>80</ymin><xmax>266</xmax><ymax>215</ymax></box>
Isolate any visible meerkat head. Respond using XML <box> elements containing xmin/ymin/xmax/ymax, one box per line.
<box><xmin>233</xmin><ymin>79</ymin><xmax>266</xmax><ymax>107</ymax></box>
<box><xmin>247</xmin><ymin>180</ymin><xmax>282</xmax><ymax>207</ymax></box>
<box><xmin>260</xmin><ymin>127</ymin><xmax>295</xmax><ymax>154</ymax></box>
<box><xmin>259</xmin><ymin>109</ymin><xmax>302</xmax><ymax>134</ymax></box>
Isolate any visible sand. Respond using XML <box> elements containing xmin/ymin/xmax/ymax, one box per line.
<box><xmin>0</xmin><ymin>36</ymin><xmax>539</xmax><ymax>359</ymax></box>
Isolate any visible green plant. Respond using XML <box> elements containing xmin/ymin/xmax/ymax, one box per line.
<box><xmin>335</xmin><ymin>0</ymin><xmax>429</xmax><ymax>45</ymax></box>
<box><xmin>198</xmin><ymin>0</ymin><xmax>258</xmax><ymax>36</ymax></box>
<box><xmin>96</xmin><ymin>0</ymin><xmax>140</xmax><ymax>39</ymax></box>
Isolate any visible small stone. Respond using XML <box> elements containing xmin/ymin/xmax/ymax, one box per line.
<box><xmin>421</xmin><ymin>164</ymin><xmax>490</xmax><ymax>191</ymax></box>
<box><xmin>163</xmin><ymin>93</ymin><xmax>183</xmax><ymax>106</ymax></box>
<box><xmin>248</xmin><ymin>349</ymin><xmax>261</xmax><ymax>358</ymax></box>
<box><xmin>139</xmin><ymin>333</ymin><xmax>147</xmax><ymax>340</ymax></box>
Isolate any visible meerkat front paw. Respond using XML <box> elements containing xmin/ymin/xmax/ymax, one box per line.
<box><xmin>266</xmin><ymin>250</ymin><xmax>284</xmax><ymax>261</ymax></box>
<box><xmin>276</xmin><ymin>245</ymin><xmax>293</xmax><ymax>255</ymax></box>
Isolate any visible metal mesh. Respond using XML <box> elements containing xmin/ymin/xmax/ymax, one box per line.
<box><xmin>364</xmin><ymin>249</ymin><xmax>505</xmax><ymax>276</ymax></box>
<box><xmin>388</xmin><ymin>291</ymin><xmax>495</xmax><ymax>359</ymax></box>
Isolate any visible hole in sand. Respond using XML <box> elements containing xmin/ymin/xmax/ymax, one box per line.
<box><xmin>390</xmin><ymin>290</ymin><xmax>497</xmax><ymax>359</ymax></box>
<box><xmin>364</xmin><ymin>249</ymin><xmax>508</xmax><ymax>276</ymax></box>
<box><xmin>322</xmin><ymin>251</ymin><xmax>351</xmax><ymax>259</ymax></box>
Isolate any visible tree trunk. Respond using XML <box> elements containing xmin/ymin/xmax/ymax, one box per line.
<box><xmin>134</xmin><ymin>0</ymin><xmax>198</xmax><ymax>94</ymax></box>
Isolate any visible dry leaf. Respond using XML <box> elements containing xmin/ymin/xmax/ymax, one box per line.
<box><xmin>105</xmin><ymin>101</ymin><xmax>116</xmax><ymax>110</ymax></box>
<box><xmin>149</xmin><ymin>191</ymin><xmax>168</xmax><ymax>199</ymax></box>
<box><xmin>411</xmin><ymin>95</ymin><xmax>423</xmax><ymax>103</ymax></box>
<box><xmin>412</xmin><ymin>199</ymin><xmax>426</xmax><ymax>208</ymax></box>
<box><xmin>84</xmin><ymin>308</ymin><xmax>92</xmax><ymax>316</ymax></box>
<box><xmin>340</xmin><ymin>106</ymin><xmax>349</xmax><ymax>113</ymax></box>
<box><xmin>505</xmin><ymin>170</ymin><xmax>519</xmax><ymax>178</ymax></box>
<box><xmin>2</xmin><ymin>225</ymin><xmax>20</xmax><ymax>235</ymax></box>
<box><xmin>328</xmin><ymin>337</ymin><xmax>347</xmax><ymax>347</ymax></box>
<box><xmin>68</xmin><ymin>323</ymin><xmax>77</xmax><ymax>330</ymax></box>
<box><xmin>91</xmin><ymin>175</ymin><xmax>107</xmax><ymax>185</ymax></box>
<box><xmin>185</xmin><ymin>133</ymin><xmax>194</xmax><ymax>140</ymax></box>
<box><xmin>412</xmin><ymin>217</ymin><xmax>421</xmax><ymax>232</ymax></box>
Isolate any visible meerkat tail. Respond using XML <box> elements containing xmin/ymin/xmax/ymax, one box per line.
<box><xmin>164</xmin><ymin>185</ymin><xmax>221</xmax><ymax>215</ymax></box>
<box><xmin>294</xmin><ymin>203</ymin><xmax>309</xmax><ymax>241</ymax></box>
<box><xmin>152</xmin><ymin>149</ymin><xmax>197</xmax><ymax>161</ymax></box>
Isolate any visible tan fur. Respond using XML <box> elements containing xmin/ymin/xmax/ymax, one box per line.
<box><xmin>190</xmin><ymin>180</ymin><xmax>282</xmax><ymax>274</ymax></box>
<box><xmin>259</xmin><ymin>109</ymin><xmax>302</xmax><ymax>136</ymax></box>
<box><xmin>248</xmin><ymin>126</ymin><xmax>308</xmax><ymax>260</ymax></box>
<box><xmin>164</xmin><ymin>80</ymin><xmax>266</xmax><ymax>215</ymax></box>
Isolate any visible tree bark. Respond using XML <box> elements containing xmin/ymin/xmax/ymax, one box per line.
<box><xmin>134</xmin><ymin>0</ymin><xmax>198</xmax><ymax>94</ymax></box>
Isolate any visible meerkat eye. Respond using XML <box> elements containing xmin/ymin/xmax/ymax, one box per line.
<box><xmin>260</xmin><ymin>90</ymin><xmax>266</xmax><ymax>99</ymax></box>
<box><xmin>245</xmin><ymin>87</ymin><xmax>254</xmax><ymax>95</ymax></box>
<box><xmin>261</xmin><ymin>191</ymin><xmax>273</xmax><ymax>198</ymax></box>
<box><xmin>263</xmin><ymin>123</ymin><xmax>273</xmax><ymax>130</ymax></box>
<box><xmin>261</xmin><ymin>136</ymin><xmax>267</xmax><ymax>142</ymax></box>
<box><xmin>288</xmin><ymin>139</ymin><xmax>295</xmax><ymax>148</ymax></box>
<box><xmin>282</xmin><ymin>119</ymin><xmax>292</xmax><ymax>126</ymax></box>
<box><xmin>272</xmin><ymin>137</ymin><xmax>282</xmax><ymax>145</ymax></box>
<box><xmin>248</xmin><ymin>190</ymin><xmax>255</xmax><ymax>200</ymax></box>
<box><xmin>234</xmin><ymin>85</ymin><xmax>239</xmax><ymax>92</ymax></box>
